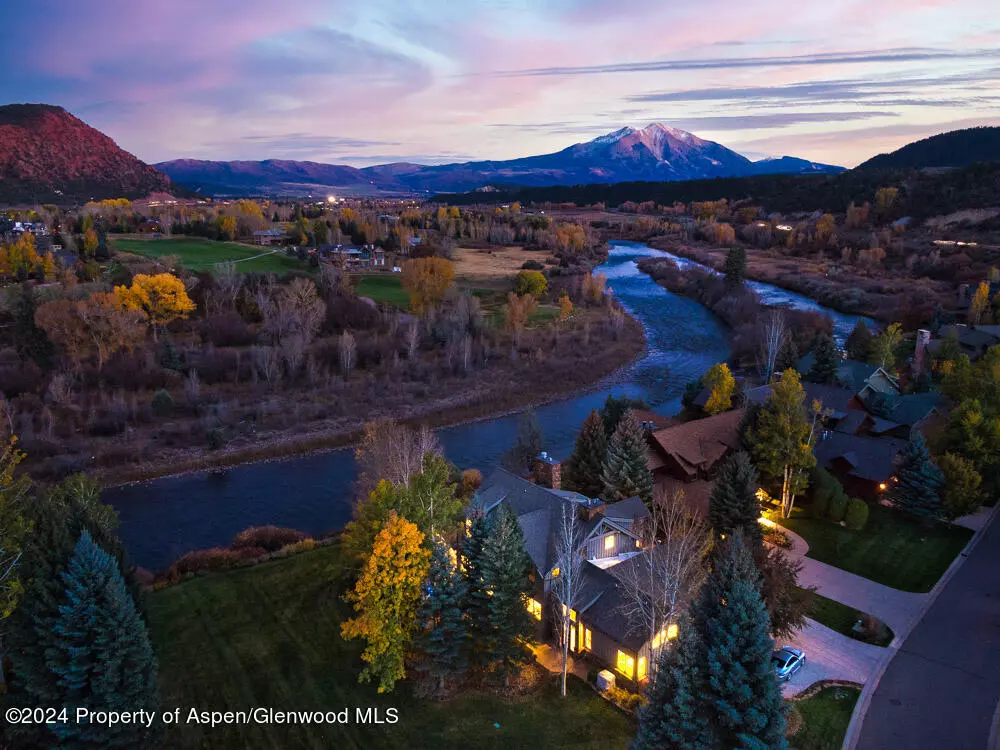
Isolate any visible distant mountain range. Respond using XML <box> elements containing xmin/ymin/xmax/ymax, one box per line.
<box><xmin>857</xmin><ymin>126</ymin><xmax>1000</xmax><ymax>170</ymax></box>
<box><xmin>156</xmin><ymin>124</ymin><xmax>845</xmax><ymax>197</ymax></box>
<box><xmin>3</xmin><ymin>104</ymin><xmax>998</xmax><ymax>205</ymax></box>
<box><xmin>0</xmin><ymin>104</ymin><xmax>173</xmax><ymax>204</ymax></box>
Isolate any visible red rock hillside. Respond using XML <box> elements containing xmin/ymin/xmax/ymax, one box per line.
<box><xmin>0</xmin><ymin>103</ymin><xmax>173</xmax><ymax>204</ymax></box>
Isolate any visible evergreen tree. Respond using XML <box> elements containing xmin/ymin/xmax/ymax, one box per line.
<box><xmin>461</xmin><ymin>511</ymin><xmax>492</xmax><ymax>664</ymax></box>
<box><xmin>601</xmin><ymin>411</ymin><xmax>654</xmax><ymax>505</ymax></box>
<box><xmin>501</xmin><ymin>409</ymin><xmax>543</xmax><ymax>474</ymax></box>
<box><xmin>886</xmin><ymin>434</ymin><xmax>945</xmax><ymax>521</ymax></box>
<box><xmin>12</xmin><ymin>532</ymin><xmax>158</xmax><ymax>749</ymax></box>
<box><xmin>635</xmin><ymin>534</ymin><xmax>786</xmax><ymax>750</ymax></box>
<box><xmin>416</xmin><ymin>541</ymin><xmax>469</xmax><ymax>694</ymax></box>
<box><xmin>480</xmin><ymin>504</ymin><xmax>534</xmax><ymax>687</ymax></box>
<box><xmin>599</xmin><ymin>394</ymin><xmax>648</xmax><ymax>438</ymax></box>
<box><xmin>724</xmin><ymin>246</ymin><xmax>747</xmax><ymax>287</ymax></box>
<box><xmin>633</xmin><ymin>618</ymin><xmax>710</xmax><ymax>750</ymax></box>
<box><xmin>12</xmin><ymin>282</ymin><xmax>53</xmax><ymax>368</ymax></box>
<box><xmin>774</xmin><ymin>336</ymin><xmax>799</xmax><ymax>374</ymax></box>
<box><xmin>564</xmin><ymin>409</ymin><xmax>607</xmax><ymax>498</ymax></box>
<box><xmin>708</xmin><ymin>452</ymin><xmax>763</xmax><ymax>549</ymax></box>
<box><xmin>808</xmin><ymin>332</ymin><xmax>840</xmax><ymax>384</ymax></box>
<box><xmin>160</xmin><ymin>336</ymin><xmax>182</xmax><ymax>371</ymax></box>
<box><xmin>691</xmin><ymin>533</ymin><xmax>787</xmax><ymax>749</ymax></box>
<box><xmin>845</xmin><ymin>320</ymin><xmax>874</xmax><ymax>363</ymax></box>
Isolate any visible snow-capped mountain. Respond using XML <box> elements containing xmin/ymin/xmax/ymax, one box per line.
<box><xmin>157</xmin><ymin>123</ymin><xmax>844</xmax><ymax>196</ymax></box>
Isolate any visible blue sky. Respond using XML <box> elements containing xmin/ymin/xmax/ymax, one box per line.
<box><xmin>0</xmin><ymin>0</ymin><xmax>997</xmax><ymax>167</ymax></box>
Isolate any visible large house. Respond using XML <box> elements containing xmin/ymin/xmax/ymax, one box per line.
<box><xmin>796</xmin><ymin>352</ymin><xmax>900</xmax><ymax>396</ymax></box>
<box><xmin>469</xmin><ymin>469</ymin><xmax>667</xmax><ymax>685</ymax></box>
<box><xmin>252</xmin><ymin>228</ymin><xmax>285</xmax><ymax>245</ymax></box>
<box><xmin>317</xmin><ymin>243</ymin><xmax>385</xmax><ymax>270</ymax></box>
<box><xmin>928</xmin><ymin>324</ymin><xmax>1000</xmax><ymax>362</ymax></box>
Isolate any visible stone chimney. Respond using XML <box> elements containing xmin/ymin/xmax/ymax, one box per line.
<box><xmin>913</xmin><ymin>329</ymin><xmax>931</xmax><ymax>375</ymax></box>
<box><xmin>533</xmin><ymin>451</ymin><xmax>561</xmax><ymax>489</ymax></box>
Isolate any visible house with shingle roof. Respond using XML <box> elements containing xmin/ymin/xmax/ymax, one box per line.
<box><xmin>469</xmin><ymin>468</ymin><xmax>664</xmax><ymax>685</ymax></box>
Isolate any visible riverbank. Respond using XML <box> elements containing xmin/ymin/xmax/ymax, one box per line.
<box><xmin>647</xmin><ymin>239</ymin><xmax>954</xmax><ymax>325</ymax></box>
<box><xmin>637</xmin><ymin>255</ymin><xmax>834</xmax><ymax>367</ymax></box>
<box><xmin>95</xmin><ymin>312</ymin><xmax>646</xmax><ymax>486</ymax></box>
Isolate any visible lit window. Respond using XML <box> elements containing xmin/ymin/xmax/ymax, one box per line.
<box><xmin>637</xmin><ymin>656</ymin><xmax>647</xmax><ymax>682</ymax></box>
<box><xmin>561</xmin><ymin>604</ymin><xmax>577</xmax><ymax>622</ymax></box>
<box><xmin>616</xmin><ymin>650</ymin><xmax>635</xmax><ymax>680</ymax></box>
<box><xmin>525</xmin><ymin>597</ymin><xmax>542</xmax><ymax>621</ymax></box>
<box><xmin>635</xmin><ymin>538</ymin><xmax>642</xmax><ymax>549</ymax></box>
<box><xmin>652</xmin><ymin>623</ymin><xmax>680</xmax><ymax>650</ymax></box>
<box><xmin>604</xmin><ymin>535</ymin><xmax>615</xmax><ymax>551</ymax></box>
<box><xmin>667</xmin><ymin>623</ymin><xmax>678</xmax><ymax>640</ymax></box>
<box><xmin>579</xmin><ymin>622</ymin><xmax>592</xmax><ymax>651</ymax></box>
<box><xmin>551</xmin><ymin>567</ymin><xmax>560</xmax><ymax>579</ymax></box>
<box><xmin>878</xmin><ymin>482</ymin><xmax>887</xmax><ymax>491</ymax></box>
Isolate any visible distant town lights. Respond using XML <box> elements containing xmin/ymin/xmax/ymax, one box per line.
<box><xmin>327</xmin><ymin>195</ymin><xmax>338</xmax><ymax>203</ymax></box>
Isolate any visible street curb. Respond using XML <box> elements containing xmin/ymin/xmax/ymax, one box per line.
<box><xmin>841</xmin><ymin>504</ymin><xmax>1000</xmax><ymax>750</ymax></box>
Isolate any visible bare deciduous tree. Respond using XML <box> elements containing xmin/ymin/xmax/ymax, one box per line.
<box><xmin>615</xmin><ymin>489</ymin><xmax>711</xmax><ymax>686</ymax></box>
<box><xmin>252</xmin><ymin>346</ymin><xmax>282</xmax><ymax>388</ymax></box>
<box><xmin>551</xmin><ymin>501</ymin><xmax>585</xmax><ymax>697</ymax></box>
<box><xmin>354</xmin><ymin>418</ymin><xmax>441</xmax><ymax>498</ymax></box>
<box><xmin>215</xmin><ymin>262</ymin><xmax>244</xmax><ymax>311</ymax></box>
<box><xmin>757</xmin><ymin>309</ymin><xmax>787</xmax><ymax>384</ymax></box>
<box><xmin>339</xmin><ymin>331</ymin><xmax>356</xmax><ymax>378</ymax></box>
<box><xmin>406</xmin><ymin>320</ymin><xmax>420</xmax><ymax>360</ymax></box>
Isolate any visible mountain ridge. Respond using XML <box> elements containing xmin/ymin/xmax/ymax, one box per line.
<box><xmin>157</xmin><ymin>123</ymin><xmax>845</xmax><ymax>196</ymax></box>
<box><xmin>0</xmin><ymin>103</ymin><xmax>174</xmax><ymax>204</ymax></box>
<box><xmin>857</xmin><ymin>126</ymin><xmax>1000</xmax><ymax>170</ymax></box>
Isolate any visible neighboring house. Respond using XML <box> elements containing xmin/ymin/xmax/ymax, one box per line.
<box><xmin>253</xmin><ymin>228</ymin><xmax>285</xmax><ymax>245</ymax></box>
<box><xmin>796</xmin><ymin>353</ymin><xmax>900</xmax><ymax>395</ymax></box>
<box><xmin>135</xmin><ymin>220</ymin><xmax>160</xmax><ymax>234</ymax></box>
<box><xmin>929</xmin><ymin>324</ymin><xmax>1000</xmax><ymax>361</ymax></box>
<box><xmin>814</xmin><ymin>432</ymin><xmax>907</xmax><ymax>501</ymax></box>
<box><xmin>746</xmin><ymin>381</ymin><xmax>864</xmax><ymax>424</ymax></box>
<box><xmin>858</xmin><ymin>391</ymin><xmax>945</xmax><ymax>440</ymax></box>
<box><xmin>317</xmin><ymin>244</ymin><xmax>385</xmax><ymax>269</ymax></box>
<box><xmin>647</xmin><ymin>409</ymin><xmax>745</xmax><ymax>484</ymax></box>
<box><xmin>469</xmin><ymin>468</ymin><xmax>659</xmax><ymax>685</ymax></box>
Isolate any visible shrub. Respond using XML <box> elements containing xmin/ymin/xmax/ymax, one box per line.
<box><xmin>605</xmin><ymin>685</ymin><xmax>646</xmax><ymax>713</ymax></box>
<box><xmin>513</xmin><ymin>270</ymin><xmax>548</xmax><ymax>297</ymax></box>
<box><xmin>232</xmin><ymin>525</ymin><xmax>306</xmax><ymax>552</ymax></box>
<box><xmin>461</xmin><ymin>468</ymin><xmax>483</xmax><ymax>497</ymax></box>
<box><xmin>827</xmin><ymin>493</ymin><xmax>848</xmax><ymax>523</ymax></box>
<box><xmin>201</xmin><ymin>311</ymin><xmax>255</xmax><ymax>347</ymax></box>
<box><xmin>206</xmin><ymin>426</ymin><xmax>226</xmax><ymax>450</ymax></box>
<box><xmin>844</xmin><ymin>498</ymin><xmax>870</xmax><ymax>530</ymax></box>
<box><xmin>521</xmin><ymin>260</ymin><xmax>544</xmax><ymax>271</ymax></box>
<box><xmin>283</xmin><ymin>538</ymin><xmax>317</xmax><ymax>555</ymax></box>
<box><xmin>151</xmin><ymin>389</ymin><xmax>174</xmax><ymax>416</ymax></box>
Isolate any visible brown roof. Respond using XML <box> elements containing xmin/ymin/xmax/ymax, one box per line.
<box><xmin>632</xmin><ymin>408</ymin><xmax>680</xmax><ymax>431</ymax></box>
<box><xmin>649</xmin><ymin>408</ymin><xmax>746</xmax><ymax>476</ymax></box>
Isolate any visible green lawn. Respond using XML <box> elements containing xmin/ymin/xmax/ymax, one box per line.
<box><xmin>354</xmin><ymin>274</ymin><xmax>411</xmax><ymax>310</ymax></box>
<box><xmin>113</xmin><ymin>237</ymin><xmax>305</xmax><ymax>274</ymax></box>
<box><xmin>148</xmin><ymin>545</ymin><xmax>633</xmax><ymax>749</ymax></box>
<box><xmin>808</xmin><ymin>592</ymin><xmax>894</xmax><ymax>647</ymax></box>
<box><xmin>790</xmin><ymin>686</ymin><xmax>860</xmax><ymax>750</ymax></box>
<box><xmin>782</xmin><ymin>504</ymin><xmax>971</xmax><ymax>593</ymax></box>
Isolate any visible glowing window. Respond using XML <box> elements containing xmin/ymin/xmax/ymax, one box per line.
<box><xmin>616</xmin><ymin>650</ymin><xmax>635</xmax><ymax>680</ymax></box>
<box><xmin>578</xmin><ymin>622</ymin><xmax>592</xmax><ymax>651</ymax></box>
<box><xmin>562</xmin><ymin>604</ymin><xmax>577</xmax><ymax>622</ymax></box>
<box><xmin>551</xmin><ymin>567</ymin><xmax>560</xmax><ymax>579</ymax></box>
<box><xmin>637</xmin><ymin>656</ymin><xmax>647</xmax><ymax>682</ymax></box>
<box><xmin>525</xmin><ymin>597</ymin><xmax>542</xmax><ymax>621</ymax></box>
<box><xmin>604</xmin><ymin>535</ymin><xmax>615</xmax><ymax>551</ymax></box>
<box><xmin>667</xmin><ymin>623</ymin><xmax>679</xmax><ymax>640</ymax></box>
<box><xmin>635</xmin><ymin>538</ymin><xmax>642</xmax><ymax>549</ymax></box>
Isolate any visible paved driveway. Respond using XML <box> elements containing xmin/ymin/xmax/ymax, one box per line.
<box><xmin>779</xmin><ymin>618</ymin><xmax>884</xmax><ymax>697</ymax></box>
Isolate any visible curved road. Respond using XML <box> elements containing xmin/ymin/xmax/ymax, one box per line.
<box><xmin>854</xmin><ymin>509</ymin><xmax>1000</xmax><ymax>750</ymax></box>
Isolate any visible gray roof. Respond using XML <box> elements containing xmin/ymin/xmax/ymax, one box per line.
<box><xmin>797</xmin><ymin>353</ymin><xmax>886</xmax><ymax>392</ymax></box>
<box><xmin>862</xmin><ymin>392</ymin><xmax>944</xmax><ymax>427</ymax></box>
<box><xmin>747</xmin><ymin>382</ymin><xmax>857</xmax><ymax>419</ymax></box>
<box><xmin>834</xmin><ymin>410</ymin><xmax>867</xmax><ymax>435</ymax></box>
<box><xmin>815</xmin><ymin>432</ymin><xmax>906</xmax><ymax>482</ymax></box>
<box><xmin>577</xmin><ymin>561</ymin><xmax>647</xmax><ymax>651</ymax></box>
<box><xmin>471</xmin><ymin>469</ymin><xmax>605</xmax><ymax>575</ymax></box>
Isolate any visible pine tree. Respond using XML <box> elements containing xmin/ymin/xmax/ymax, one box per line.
<box><xmin>480</xmin><ymin>504</ymin><xmax>534</xmax><ymax>687</ymax></box>
<box><xmin>501</xmin><ymin>410</ymin><xmax>543</xmax><ymax>474</ymax></box>
<box><xmin>708</xmin><ymin>452</ymin><xmax>763</xmax><ymax>549</ymax></box>
<box><xmin>886</xmin><ymin>434</ymin><xmax>945</xmax><ymax>521</ymax></box>
<box><xmin>564</xmin><ymin>409</ymin><xmax>607</xmax><ymax>498</ymax></box>
<box><xmin>633</xmin><ymin>620</ymin><xmax>711</xmax><ymax>750</ymax></box>
<box><xmin>724</xmin><ymin>246</ymin><xmax>747</xmax><ymax>288</ymax></box>
<box><xmin>599</xmin><ymin>394</ymin><xmax>647</xmax><ymax>438</ymax></box>
<box><xmin>601</xmin><ymin>411</ymin><xmax>654</xmax><ymax>505</ymax></box>
<box><xmin>461</xmin><ymin>511</ymin><xmax>492</xmax><ymax>664</ymax></box>
<box><xmin>12</xmin><ymin>282</ymin><xmax>53</xmax><ymax>368</ymax></box>
<box><xmin>808</xmin><ymin>332</ymin><xmax>840</xmax><ymax>385</ymax></box>
<box><xmin>15</xmin><ymin>532</ymin><xmax>158</xmax><ymax>749</ymax></box>
<box><xmin>415</xmin><ymin>541</ymin><xmax>469</xmax><ymax>694</ymax></box>
<box><xmin>692</xmin><ymin>533</ymin><xmax>787</xmax><ymax>749</ymax></box>
<box><xmin>774</xmin><ymin>336</ymin><xmax>799</xmax><ymax>374</ymax></box>
<box><xmin>845</xmin><ymin>320</ymin><xmax>873</xmax><ymax>362</ymax></box>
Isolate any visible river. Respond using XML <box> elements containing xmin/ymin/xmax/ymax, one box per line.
<box><xmin>106</xmin><ymin>241</ymin><xmax>868</xmax><ymax>570</ymax></box>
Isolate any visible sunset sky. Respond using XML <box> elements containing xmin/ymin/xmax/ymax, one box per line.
<box><xmin>1</xmin><ymin>0</ymin><xmax>998</xmax><ymax>168</ymax></box>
